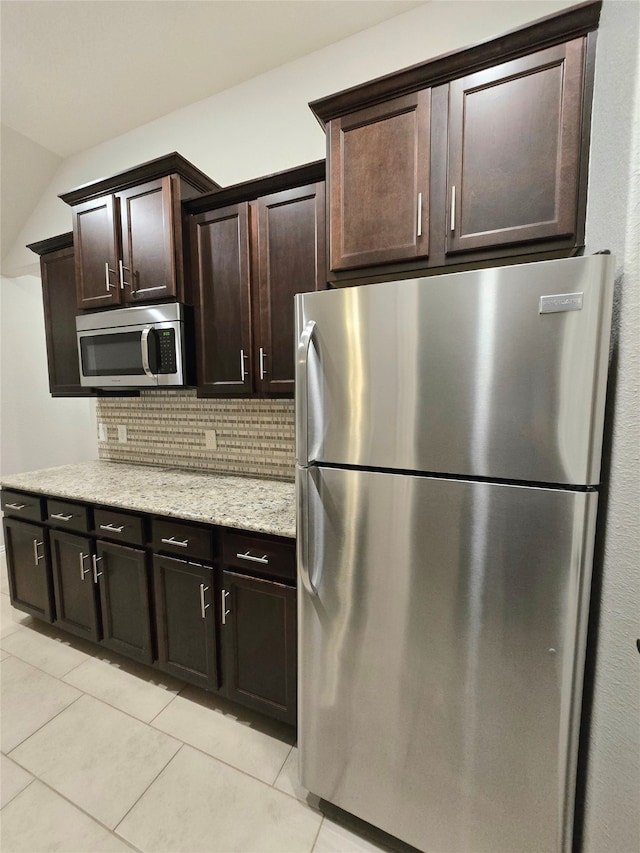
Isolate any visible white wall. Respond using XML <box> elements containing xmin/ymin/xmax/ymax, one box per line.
<box><xmin>0</xmin><ymin>124</ymin><xmax>62</xmax><ymax>266</ymax></box>
<box><xmin>0</xmin><ymin>275</ymin><xmax>98</xmax><ymax>525</ymax></box>
<box><xmin>582</xmin><ymin>2</ymin><xmax>640</xmax><ymax>851</ymax></box>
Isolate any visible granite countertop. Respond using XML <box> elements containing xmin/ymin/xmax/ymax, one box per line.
<box><xmin>1</xmin><ymin>461</ymin><xmax>296</xmax><ymax>539</ymax></box>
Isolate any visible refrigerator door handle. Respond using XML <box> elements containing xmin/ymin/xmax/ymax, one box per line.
<box><xmin>296</xmin><ymin>319</ymin><xmax>316</xmax><ymax>466</ymax></box>
<box><xmin>297</xmin><ymin>467</ymin><xmax>317</xmax><ymax>596</ymax></box>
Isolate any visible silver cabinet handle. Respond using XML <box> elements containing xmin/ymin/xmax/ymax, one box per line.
<box><xmin>141</xmin><ymin>326</ymin><xmax>155</xmax><ymax>378</ymax></box>
<box><xmin>259</xmin><ymin>347</ymin><xmax>267</xmax><ymax>380</ymax></box>
<box><xmin>417</xmin><ymin>191</ymin><xmax>423</xmax><ymax>238</ymax></box>
<box><xmin>221</xmin><ymin>589</ymin><xmax>230</xmax><ymax>625</ymax></box>
<box><xmin>240</xmin><ymin>349</ymin><xmax>249</xmax><ymax>382</ymax></box>
<box><xmin>99</xmin><ymin>523</ymin><xmax>124</xmax><ymax>533</ymax></box>
<box><xmin>161</xmin><ymin>537</ymin><xmax>189</xmax><ymax>548</ymax></box>
<box><xmin>199</xmin><ymin>583</ymin><xmax>210</xmax><ymax>619</ymax></box>
<box><xmin>118</xmin><ymin>259</ymin><xmax>132</xmax><ymax>291</ymax></box>
<box><xmin>295</xmin><ymin>318</ymin><xmax>316</xmax><ymax>466</ymax></box>
<box><xmin>6</xmin><ymin>502</ymin><xmax>27</xmax><ymax>510</ymax></box>
<box><xmin>450</xmin><ymin>185</ymin><xmax>456</xmax><ymax>233</ymax></box>
<box><xmin>104</xmin><ymin>262</ymin><xmax>117</xmax><ymax>291</ymax></box>
<box><xmin>33</xmin><ymin>539</ymin><xmax>44</xmax><ymax>566</ymax></box>
<box><xmin>236</xmin><ymin>550</ymin><xmax>269</xmax><ymax>565</ymax></box>
<box><xmin>51</xmin><ymin>512</ymin><xmax>73</xmax><ymax>522</ymax></box>
<box><xmin>79</xmin><ymin>552</ymin><xmax>91</xmax><ymax>581</ymax></box>
<box><xmin>92</xmin><ymin>554</ymin><xmax>103</xmax><ymax>583</ymax></box>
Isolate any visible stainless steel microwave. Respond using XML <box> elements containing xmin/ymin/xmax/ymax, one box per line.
<box><xmin>76</xmin><ymin>303</ymin><xmax>189</xmax><ymax>389</ymax></box>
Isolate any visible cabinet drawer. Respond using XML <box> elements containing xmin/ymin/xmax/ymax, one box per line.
<box><xmin>222</xmin><ymin>531</ymin><xmax>295</xmax><ymax>582</ymax></box>
<box><xmin>47</xmin><ymin>499</ymin><xmax>90</xmax><ymax>533</ymax></box>
<box><xmin>152</xmin><ymin>518</ymin><xmax>215</xmax><ymax>563</ymax></box>
<box><xmin>1</xmin><ymin>490</ymin><xmax>45</xmax><ymax>522</ymax></box>
<box><xmin>94</xmin><ymin>507</ymin><xmax>145</xmax><ymax>546</ymax></box>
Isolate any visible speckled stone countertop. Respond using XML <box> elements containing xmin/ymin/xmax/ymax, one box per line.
<box><xmin>1</xmin><ymin>461</ymin><xmax>296</xmax><ymax>539</ymax></box>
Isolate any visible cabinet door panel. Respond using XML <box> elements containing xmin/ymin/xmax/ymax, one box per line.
<box><xmin>3</xmin><ymin>518</ymin><xmax>54</xmax><ymax>622</ymax></box>
<box><xmin>446</xmin><ymin>39</ymin><xmax>585</xmax><ymax>254</ymax></box>
<box><xmin>73</xmin><ymin>194</ymin><xmax>122</xmax><ymax>309</ymax></box>
<box><xmin>40</xmin><ymin>246</ymin><xmax>93</xmax><ymax>396</ymax></box>
<box><xmin>97</xmin><ymin>541</ymin><xmax>152</xmax><ymax>664</ymax></box>
<box><xmin>329</xmin><ymin>91</ymin><xmax>430</xmax><ymax>271</ymax></box>
<box><xmin>118</xmin><ymin>177</ymin><xmax>177</xmax><ymax>303</ymax></box>
<box><xmin>222</xmin><ymin>571</ymin><xmax>296</xmax><ymax>724</ymax></box>
<box><xmin>255</xmin><ymin>183</ymin><xmax>326</xmax><ymax>393</ymax></box>
<box><xmin>192</xmin><ymin>203</ymin><xmax>252</xmax><ymax>395</ymax></box>
<box><xmin>49</xmin><ymin>530</ymin><xmax>100</xmax><ymax>641</ymax></box>
<box><xmin>153</xmin><ymin>555</ymin><xmax>218</xmax><ymax>690</ymax></box>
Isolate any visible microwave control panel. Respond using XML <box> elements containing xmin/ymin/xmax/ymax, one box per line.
<box><xmin>157</xmin><ymin>329</ymin><xmax>177</xmax><ymax>374</ymax></box>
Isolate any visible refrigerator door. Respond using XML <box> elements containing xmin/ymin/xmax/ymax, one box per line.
<box><xmin>297</xmin><ymin>465</ymin><xmax>597</xmax><ymax>853</ymax></box>
<box><xmin>295</xmin><ymin>255</ymin><xmax>614</xmax><ymax>485</ymax></box>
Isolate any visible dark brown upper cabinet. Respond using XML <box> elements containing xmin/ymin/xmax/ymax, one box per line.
<box><xmin>310</xmin><ymin>1</ymin><xmax>601</xmax><ymax>284</ymax></box>
<box><xmin>59</xmin><ymin>153</ymin><xmax>220</xmax><ymax>311</ymax></box>
<box><xmin>445</xmin><ymin>39</ymin><xmax>585</xmax><ymax>256</ymax></box>
<box><xmin>328</xmin><ymin>91</ymin><xmax>430</xmax><ymax>271</ymax></box>
<box><xmin>27</xmin><ymin>233</ymin><xmax>92</xmax><ymax>397</ymax></box>
<box><xmin>187</xmin><ymin>161</ymin><xmax>326</xmax><ymax>397</ymax></box>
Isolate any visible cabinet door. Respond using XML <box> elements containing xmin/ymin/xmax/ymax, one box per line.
<box><xmin>72</xmin><ymin>194</ymin><xmax>122</xmax><ymax>309</ymax></box>
<box><xmin>153</xmin><ymin>555</ymin><xmax>218</xmax><ymax>690</ymax></box>
<box><xmin>118</xmin><ymin>177</ymin><xmax>178</xmax><ymax>304</ymax></box>
<box><xmin>191</xmin><ymin>203</ymin><xmax>252</xmax><ymax>395</ymax></box>
<box><xmin>328</xmin><ymin>91</ymin><xmax>430</xmax><ymax>271</ymax></box>
<box><xmin>49</xmin><ymin>530</ymin><xmax>101</xmax><ymax>641</ymax></box>
<box><xmin>222</xmin><ymin>571</ymin><xmax>296</xmax><ymax>725</ymax></box>
<box><xmin>254</xmin><ymin>183</ymin><xmax>326</xmax><ymax>394</ymax></box>
<box><xmin>3</xmin><ymin>518</ymin><xmax>54</xmax><ymax>622</ymax></box>
<box><xmin>96</xmin><ymin>541</ymin><xmax>153</xmax><ymax>664</ymax></box>
<box><xmin>446</xmin><ymin>39</ymin><xmax>585</xmax><ymax>255</ymax></box>
<box><xmin>40</xmin><ymin>245</ymin><xmax>94</xmax><ymax>397</ymax></box>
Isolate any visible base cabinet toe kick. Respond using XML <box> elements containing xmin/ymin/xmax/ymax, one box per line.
<box><xmin>1</xmin><ymin>488</ymin><xmax>297</xmax><ymax>727</ymax></box>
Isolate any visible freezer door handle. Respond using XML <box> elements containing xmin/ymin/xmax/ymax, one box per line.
<box><xmin>297</xmin><ymin>467</ymin><xmax>317</xmax><ymax>596</ymax></box>
<box><xmin>296</xmin><ymin>319</ymin><xmax>316</xmax><ymax>465</ymax></box>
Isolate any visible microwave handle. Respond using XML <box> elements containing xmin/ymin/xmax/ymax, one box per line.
<box><xmin>141</xmin><ymin>326</ymin><xmax>156</xmax><ymax>378</ymax></box>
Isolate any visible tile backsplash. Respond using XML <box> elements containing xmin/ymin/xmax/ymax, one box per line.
<box><xmin>96</xmin><ymin>391</ymin><xmax>295</xmax><ymax>481</ymax></box>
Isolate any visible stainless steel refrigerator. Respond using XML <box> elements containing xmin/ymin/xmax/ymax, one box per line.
<box><xmin>295</xmin><ymin>254</ymin><xmax>614</xmax><ymax>853</ymax></box>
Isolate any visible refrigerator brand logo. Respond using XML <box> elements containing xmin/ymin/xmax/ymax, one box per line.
<box><xmin>539</xmin><ymin>292</ymin><xmax>584</xmax><ymax>314</ymax></box>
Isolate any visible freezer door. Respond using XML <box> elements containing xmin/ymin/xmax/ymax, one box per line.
<box><xmin>297</xmin><ymin>466</ymin><xmax>597</xmax><ymax>853</ymax></box>
<box><xmin>295</xmin><ymin>254</ymin><xmax>614</xmax><ymax>485</ymax></box>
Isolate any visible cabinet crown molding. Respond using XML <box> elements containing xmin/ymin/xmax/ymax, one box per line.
<box><xmin>27</xmin><ymin>232</ymin><xmax>73</xmax><ymax>255</ymax></box>
<box><xmin>59</xmin><ymin>152</ymin><xmax>221</xmax><ymax>206</ymax></box>
<box><xmin>309</xmin><ymin>0</ymin><xmax>601</xmax><ymax>125</ymax></box>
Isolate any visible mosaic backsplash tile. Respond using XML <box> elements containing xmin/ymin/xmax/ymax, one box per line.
<box><xmin>95</xmin><ymin>391</ymin><xmax>295</xmax><ymax>481</ymax></box>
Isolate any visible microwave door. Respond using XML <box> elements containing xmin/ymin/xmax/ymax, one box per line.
<box><xmin>78</xmin><ymin>326</ymin><xmax>159</xmax><ymax>388</ymax></box>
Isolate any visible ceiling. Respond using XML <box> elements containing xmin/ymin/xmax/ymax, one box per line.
<box><xmin>1</xmin><ymin>0</ymin><xmax>424</xmax><ymax>159</ymax></box>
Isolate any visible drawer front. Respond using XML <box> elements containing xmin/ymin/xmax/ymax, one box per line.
<box><xmin>222</xmin><ymin>531</ymin><xmax>295</xmax><ymax>582</ymax></box>
<box><xmin>152</xmin><ymin>518</ymin><xmax>215</xmax><ymax>563</ymax></box>
<box><xmin>1</xmin><ymin>489</ymin><xmax>45</xmax><ymax>522</ymax></box>
<box><xmin>47</xmin><ymin>499</ymin><xmax>90</xmax><ymax>533</ymax></box>
<box><xmin>94</xmin><ymin>507</ymin><xmax>145</xmax><ymax>547</ymax></box>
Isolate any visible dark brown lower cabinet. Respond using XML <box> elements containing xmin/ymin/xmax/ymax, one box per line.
<box><xmin>3</xmin><ymin>517</ymin><xmax>54</xmax><ymax>622</ymax></box>
<box><xmin>49</xmin><ymin>530</ymin><xmax>101</xmax><ymax>641</ymax></box>
<box><xmin>96</xmin><ymin>541</ymin><xmax>152</xmax><ymax>664</ymax></box>
<box><xmin>153</xmin><ymin>555</ymin><xmax>218</xmax><ymax>691</ymax></box>
<box><xmin>221</xmin><ymin>571</ymin><xmax>297</xmax><ymax>725</ymax></box>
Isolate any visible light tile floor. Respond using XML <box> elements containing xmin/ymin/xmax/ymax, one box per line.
<box><xmin>0</xmin><ymin>553</ymin><xmax>408</xmax><ymax>853</ymax></box>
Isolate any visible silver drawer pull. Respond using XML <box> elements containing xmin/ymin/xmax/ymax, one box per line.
<box><xmin>199</xmin><ymin>583</ymin><xmax>210</xmax><ymax>619</ymax></box>
<box><xmin>236</xmin><ymin>550</ymin><xmax>269</xmax><ymax>565</ymax></box>
<box><xmin>161</xmin><ymin>537</ymin><xmax>189</xmax><ymax>548</ymax></box>
<box><xmin>100</xmin><ymin>523</ymin><xmax>124</xmax><ymax>533</ymax></box>
<box><xmin>51</xmin><ymin>512</ymin><xmax>73</xmax><ymax>521</ymax></box>
<box><xmin>6</xmin><ymin>502</ymin><xmax>27</xmax><ymax>510</ymax></box>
